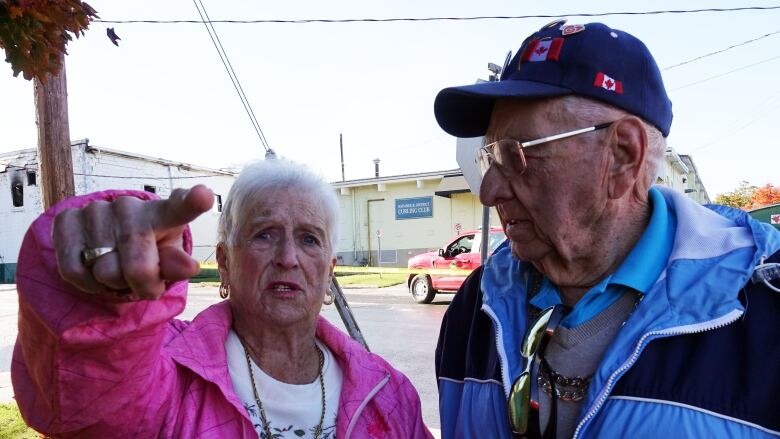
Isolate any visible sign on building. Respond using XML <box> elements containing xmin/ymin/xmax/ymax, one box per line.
<box><xmin>395</xmin><ymin>196</ymin><xmax>433</xmax><ymax>220</ymax></box>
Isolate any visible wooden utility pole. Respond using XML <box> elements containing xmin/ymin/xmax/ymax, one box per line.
<box><xmin>34</xmin><ymin>54</ymin><xmax>75</xmax><ymax>209</ymax></box>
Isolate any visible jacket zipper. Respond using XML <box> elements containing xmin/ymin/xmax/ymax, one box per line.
<box><xmin>572</xmin><ymin>308</ymin><xmax>744</xmax><ymax>439</ymax></box>
<box><xmin>344</xmin><ymin>373</ymin><xmax>391</xmax><ymax>439</ymax></box>
<box><xmin>481</xmin><ymin>304</ymin><xmax>513</xmax><ymax>396</ymax></box>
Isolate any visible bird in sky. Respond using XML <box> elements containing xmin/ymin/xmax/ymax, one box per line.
<box><xmin>107</xmin><ymin>28</ymin><xmax>121</xmax><ymax>47</ymax></box>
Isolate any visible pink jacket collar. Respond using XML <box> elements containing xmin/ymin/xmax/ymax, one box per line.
<box><xmin>165</xmin><ymin>300</ymin><xmax>392</xmax><ymax>433</ymax></box>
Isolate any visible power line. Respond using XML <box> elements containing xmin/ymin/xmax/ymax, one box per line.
<box><xmin>192</xmin><ymin>0</ymin><xmax>271</xmax><ymax>152</ymax></box>
<box><xmin>663</xmin><ymin>29</ymin><xmax>780</xmax><ymax>71</ymax></box>
<box><xmin>94</xmin><ymin>6</ymin><xmax>780</xmax><ymax>25</ymax></box>
<box><xmin>670</xmin><ymin>54</ymin><xmax>780</xmax><ymax>91</ymax></box>
<box><xmin>690</xmin><ymin>91</ymin><xmax>780</xmax><ymax>153</ymax></box>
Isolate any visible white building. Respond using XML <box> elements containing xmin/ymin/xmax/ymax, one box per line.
<box><xmin>658</xmin><ymin>147</ymin><xmax>711</xmax><ymax>204</ymax></box>
<box><xmin>0</xmin><ymin>139</ymin><xmax>235</xmax><ymax>283</ymax></box>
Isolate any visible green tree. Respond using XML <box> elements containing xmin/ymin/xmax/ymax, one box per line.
<box><xmin>714</xmin><ymin>181</ymin><xmax>757</xmax><ymax>210</ymax></box>
<box><xmin>0</xmin><ymin>0</ymin><xmax>97</xmax><ymax>81</ymax></box>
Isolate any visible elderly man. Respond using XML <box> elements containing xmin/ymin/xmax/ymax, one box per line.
<box><xmin>433</xmin><ymin>21</ymin><xmax>780</xmax><ymax>439</ymax></box>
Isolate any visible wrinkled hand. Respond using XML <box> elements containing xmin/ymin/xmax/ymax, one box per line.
<box><xmin>53</xmin><ymin>186</ymin><xmax>214</xmax><ymax>299</ymax></box>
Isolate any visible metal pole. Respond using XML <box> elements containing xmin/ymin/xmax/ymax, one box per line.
<box><xmin>330</xmin><ymin>277</ymin><xmax>369</xmax><ymax>351</ymax></box>
<box><xmin>377</xmin><ymin>234</ymin><xmax>382</xmax><ymax>279</ymax></box>
<box><xmin>479</xmin><ymin>61</ymin><xmax>501</xmax><ymax>264</ymax></box>
<box><xmin>340</xmin><ymin>133</ymin><xmax>345</xmax><ymax>182</ymax></box>
<box><xmin>480</xmin><ymin>206</ymin><xmax>490</xmax><ymax>263</ymax></box>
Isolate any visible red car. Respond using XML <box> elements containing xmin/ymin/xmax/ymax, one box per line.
<box><xmin>406</xmin><ymin>227</ymin><xmax>506</xmax><ymax>303</ymax></box>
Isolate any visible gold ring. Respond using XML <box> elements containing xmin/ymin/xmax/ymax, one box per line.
<box><xmin>81</xmin><ymin>247</ymin><xmax>116</xmax><ymax>266</ymax></box>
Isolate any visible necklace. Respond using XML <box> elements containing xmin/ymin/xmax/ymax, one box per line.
<box><xmin>538</xmin><ymin>360</ymin><xmax>591</xmax><ymax>402</ymax></box>
<box><xmin>525</xmin><ymin>270</ymin><xmax>644</xmax><ymax>403</ymax></box>
<box><xmin>240</xmin><ymin>338</ymin><xmax>326</xmax><ymax>439</ymax></box>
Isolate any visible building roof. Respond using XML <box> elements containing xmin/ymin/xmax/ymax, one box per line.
<box><xmin>679</xmin><ymin>153</ymin><xmax>711</xmax><ymax>202</ymax></box>
<box><xmin>331</xmin><ymin>168</ymin><xmax>463</xmax><ymax>188</ymax></box>
<box><xmin>748</xmin><ymin>202</ymin><xmax>780</xmax><ymax>212</ymax></box>
<box><xmin>0</xmin><ymin>139</ymin><xmax>236</xmax><ymax>177</ymax></box>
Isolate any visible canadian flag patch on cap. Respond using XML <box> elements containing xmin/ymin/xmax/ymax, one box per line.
<box><xmin>521</xmin><ymin>38</ymin><xmax>564</xmax><ymax>62</ymax></box>
<box><xmin>594</xmin><ymin>72</ymin><xmax>623</xmax><ymax>93</ymax></box>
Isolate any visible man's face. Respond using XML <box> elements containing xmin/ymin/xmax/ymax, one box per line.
<box><xmin>480</xmin><ymin>98</ymin><xmax>612</xmax><ymax>268</ymax></box>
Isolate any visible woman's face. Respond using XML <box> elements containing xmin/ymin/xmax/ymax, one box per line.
<box><xmin>219</xmin><ymin>188</ymin><xmax>336</xmax><ymax>328</ymax></box>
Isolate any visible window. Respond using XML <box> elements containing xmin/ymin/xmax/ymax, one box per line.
<box><xmin>470</xmin><ymin>232</ymin><xmax>507</xmax><ymax>255</ymax></box>
<box><xmin>448</xmin><ymin>234</ymin><xmax>475</xmax><ymax>256</ymax></box>
<box><xmin>27</xmin><ymin>171</ymin><xmax>36</xmax><ymax>186</ymax></box>
<box><xmin>489</xmin><ymin>232</ymin><xmax>507</xmax><ymax>253</ymax></box>
<box><xmin>214</xmin><ymin>194</ymin><xmax>223</xmax><ymax>213</ymax></box>
<box><xmin>12</xmin><ymin>182</ymin><xmax>23</xmax><ymax>207</ymax></box>
<box><xmin>143</xmin><ymin>185</ymin><xmax>157</xmax><ymax>194</ymax></box>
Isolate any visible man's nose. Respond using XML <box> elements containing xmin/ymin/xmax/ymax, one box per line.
<box><xmin>479</xmin><ymin>166</ymin><xmax>515</xmax><ymax>207</ymax></box>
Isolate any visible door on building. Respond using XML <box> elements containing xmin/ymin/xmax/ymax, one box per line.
<box><xmin>366</xmin><ymin>199</ymin><xmax>385</xmax><ymax>266</ymax></box>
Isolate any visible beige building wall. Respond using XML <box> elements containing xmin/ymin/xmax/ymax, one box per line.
<box><xmin>680</xmin><ymin>154</ymin><xmax>711</xmax><ymax>204</ymax></box>
<box><xmin>333</xmin><ymin>174</ymin><xmax>500</xmax><ymax>267</ymax></box>
<box><xmin>658</xmin><ymin>147</ymin><xmax>689</xmax><ymax>193</ymax></box>
<box><xmin>657</xmin><ymin>147</ymin><xmax>711</xmax><ymax>204</ymax></box>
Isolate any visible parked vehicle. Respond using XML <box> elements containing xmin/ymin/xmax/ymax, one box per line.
<box><xmin>406</xmin><ymin>227</ymin><xmax>506</xmax><ymax>304</ymax></box>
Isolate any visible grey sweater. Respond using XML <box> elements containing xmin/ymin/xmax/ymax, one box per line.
<box><xmin>538</xmin><ymin>290</ymin><xmax>638</xmax><ymax>438</ymax></box>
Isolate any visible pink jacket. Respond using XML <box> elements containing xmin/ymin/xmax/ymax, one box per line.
<box><xmin>12</xmin><ymin>191</ymin><xmax>433</xmax><ymax>438</ymax></box>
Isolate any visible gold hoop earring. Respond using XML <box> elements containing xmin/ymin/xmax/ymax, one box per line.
<box><xmin>219</xmin><ymin>282</ymin><xmax>230</xmax><ymax>299</ymax></box>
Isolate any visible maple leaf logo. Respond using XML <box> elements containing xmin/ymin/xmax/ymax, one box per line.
<box><xmin>534</xmin><ymin>46</ymin><xmax>548</xmax><ymax>56</ymax></box>
<box><xmin>604</xmin><ymin>79</ymin><xmax>614</xmax><ymax>89</ymax></box>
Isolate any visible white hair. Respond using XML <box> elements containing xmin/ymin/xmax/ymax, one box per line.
<box><xmin>217</xmin><ymin>159</ymin><xmax>340</xmax><ymax>256</ymax></box>
<box><xmin>556</xmin><ymin>95</ymin><xmax>666</xmax><ymax>191</ymax></box>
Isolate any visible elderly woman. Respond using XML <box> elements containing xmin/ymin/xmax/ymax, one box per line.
<box><xmin>12</xmin><ymin>159</ymin><xmax>432</xmax><ymax>438</ymax></box>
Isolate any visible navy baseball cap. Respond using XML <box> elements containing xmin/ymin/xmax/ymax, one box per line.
<box><xmin>434</xmin><ymin>21</ymin><xmax>673</xmax><ymax>138</ymax></box>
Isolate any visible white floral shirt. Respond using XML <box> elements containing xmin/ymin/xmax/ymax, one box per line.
<box><xmin>226</xmin><ymin>330</ymin><xmax>343</xmax><ymax>438</ymax></box>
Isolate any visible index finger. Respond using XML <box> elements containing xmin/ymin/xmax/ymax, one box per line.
<box><xmin>150</xmin><ymin>185</ymin><xmax>214</xmax><ymax>231</ymax></box>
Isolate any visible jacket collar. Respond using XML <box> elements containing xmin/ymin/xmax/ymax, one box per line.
<box><xmin>165</xmin><ymin>301</ymin><xmax>249</xmax><ymax>420</ymax></box>
<box><xmin>166</xmin><ymin>301</ymin><xmax>391</xmax><ymax>433</ymax></box>
<box><xmin>315</xmin><ymin>316</ymin><xmax>392</xmax><ymax>436</ymax></box>
<box><xmin>655</xmin><ymin>186</ymin><xmax>779</xmax><ymax>324</ymax></box>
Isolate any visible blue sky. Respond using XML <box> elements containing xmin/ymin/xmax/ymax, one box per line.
<box><xmin>1</xmin><ymin>0</ymin><xmax>779</xmax><ymax>197</ymax></box>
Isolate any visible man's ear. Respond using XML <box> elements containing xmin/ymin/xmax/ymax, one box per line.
<box><xmin>607</xmin><ymin>116</ymin><xmax>647</xmax><ymax>199</ymax></box>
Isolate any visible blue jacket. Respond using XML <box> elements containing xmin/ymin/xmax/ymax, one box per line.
<box><xmin>435</xmin><ymin>187</ymin><xmax>780</xmax><ymax>438</ymax></box>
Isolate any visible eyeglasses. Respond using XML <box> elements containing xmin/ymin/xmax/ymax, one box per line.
<box><xmin>477</xmin><ymin>122</ymin><xmax>614</xmax><ymax>178</ymax></box>
<box><xmin>508</xmin><ymin>305</ymin><xmax>564</xmax><ymax>438</ymax></box>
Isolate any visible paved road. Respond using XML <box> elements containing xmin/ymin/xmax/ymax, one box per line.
<box><xmin>0</xmin><ymin>284</ymin><xmax>18</xmax><ymax>405</ymax></box>
<box><xmin>0</xmin><ymin>283</ymin><xmax>453</xmax><ymax>434</ymax></box>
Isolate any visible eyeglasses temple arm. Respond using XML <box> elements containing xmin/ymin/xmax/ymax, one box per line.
<box><xmin>521</xmin><ymin>122</ymin><xmax>614</xmax><ymax>148</ymax></box>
